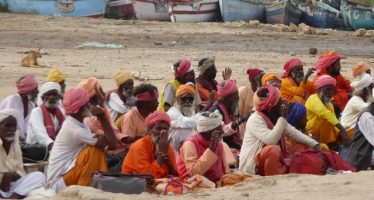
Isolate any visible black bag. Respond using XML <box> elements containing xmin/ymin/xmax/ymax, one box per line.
<box><xmin>91</xmin><ymin>172</ymin><xmax>154</xmax><ymax>194</ymax></box>
<box><xmin>20</xmin><ymin>143</ymin><xmax>49</xmax><ymax>163</ymax></box>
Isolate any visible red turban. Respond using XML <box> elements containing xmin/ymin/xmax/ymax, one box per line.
<box><xmin>176</xmin><ymin>83</ymin><xmax>195</xmax><ymax>97</ymax></box>
<box><xmin>315</xmin><ymin>75</ymin><xmax>337</xmax><ymax>89</ymax></box>
<box><xmin>174</xmin><ymin>59</ymin><xmax>193</xmax><ymax>78</ymax></box>
<box><xmin>253</xmin><ymin>84</ymin><xmax>281</xmax><ymax>112</ymax></box>
<box><xmin>246</xmin><ymin>68</ymin><xmax>263</xmax><ymax>81</ymax></box>
<box><xmin>17</xmin><ymin>74</ymin><xmax>38</xmax><ymax>94</ymax></box>
<box><xmin>145</xmin><ymin>111</ymin><xmax>171</xmax><ymax>128</ymax></box>
<box><xmin>77</xmin><ymin>77</ymin><xmax>101</xmax><ymax>98</ymax></box>
<box><xmin>281</xmin><ymin>58</ymin><xmax>303</xmax><ymax>78</ymax></box>
<box><xmin>316</xmin><ymin>51</ymin><xmax>341</xmax><ymax>74</ymax></box>
<box><xmin>217</xmin><ymin>79</ymin><xmax>238</xmax><ymax>98</ymax></box>
<box><xmin>136</xmin><ymin>89</ymin><xmax>158</xmax><ymax>101</ymax></box>
<box><xmin>63</xmin><ymin>88</ymin><xmax>90</xmax><ymax>115</ymax></box>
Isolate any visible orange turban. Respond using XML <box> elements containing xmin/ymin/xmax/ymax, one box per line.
<box><xmin>352</xmin><ymin>62</ymin><xmax>370</xmax><ymax>78</ymax></box>
<box><xmin>176</xmin><ymin>83</ymin><xmax>195</xmax><ymax>97</ymax></box>
<box><xmin>145</xmin><ymin>111</ymin><xmax>171</xmax><ymax>129</ymax></box>
<box><xmin>261</xmin><ymin>73</ymin><xmax>281</xmax><ymax>86</ymax></box>
<box><xmin>77</xmin><ymin>77</ymin><xmax>101</xmax><ymax>98</ymax></box>
<box><xmin>316</xmin><ymin>50</ymin><xmax>341</xmax><ymax>74</ymax></box>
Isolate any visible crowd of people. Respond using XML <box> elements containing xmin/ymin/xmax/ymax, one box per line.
<box><xmin>0</xmin><ymin>50</ymin><xmax>373</xmax><ymax>198</ymax></box>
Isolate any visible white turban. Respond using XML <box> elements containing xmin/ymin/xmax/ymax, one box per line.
<box><xmin>0</xmin><ymin>109</ymin><xmax>18</xmax><ymax>124</ymax></box>
<box><xmin>196</xmin><ymin>110</ymin><xmax>223</xmax><ymax>133</ymax></box>
<box><xmin>350</xmin><ymin>74</ymin><xmax>373</xmax><ymax>92</ymax></box>
<box><xmin>37</xmin><ymin>82</ymin><xmax>61</xmax><ymax>105</ymax></box>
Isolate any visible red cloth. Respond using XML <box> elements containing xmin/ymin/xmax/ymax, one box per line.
<box><xmin>135</xmin><ymin>89</ymin><xmax>158</xmax><ymax>101</ymax></box>
<box><xmin>316</xmin><ymin>51</ymin><xmax>341</xmax><ymax>74</ymax></box>
<box><xmin>333</xmin><ymin>74</ymin><xmax>351</xmax><ymax>111</ymax></box>
<box><xmin>62</xmin><ymin>88</ymin><xmax>90</xmax><ymax>115</ymax></box>
<box><xmin>174</xmin><ymin>59</ymin><xmax>192</xmax><ymax>78</ymax></box>
<box><xmin>217</xmin><ymin>79</ymin><xmax>238</xmax><ymax>98</ymax></box>
<box><xmin>145</xmin><ymin>111</ymin><xmax>171</xmax><ymax>128</ymax></box>
<box><xmin>247</xmin><ymin>68</ymin><xmax>263</xmax><ymax>81</ymax></box>
<box><xmin>16</xmin><ymin>74</ymin><xmax>38</xmax><ymax>94</ymax></box>
<box><xmin>254</xmin><ymin>85</ymin><xmax>280</xmax><ymax>112</ymax></box>
<box><xmin>281</xmin><ymin>58</ymin><xmax>303</xmax><ymax>78</ymax></box>
<box><xmin>40</xmin><ymin>104</ymin><xmax>65</xmax><ymax>140</ymax></box>
<box><xmin>315</xmin><ymin>75</ymin><xmax>337</xmax><ymax>89</ymax></box>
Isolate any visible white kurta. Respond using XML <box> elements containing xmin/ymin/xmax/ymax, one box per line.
<box><xmin>26</xmin><ymin>107</ymin><xmax>65</xmax><ymax>146</ymax></box>
<box><xmin>341</xmin><ymin>96</ymin><xmax>368</xmax><ymax>130</ymax></box>
<box><xmin>107</xmin><ymin>92</ymin><xmax>132</xmax><ymax>121</ymax></box>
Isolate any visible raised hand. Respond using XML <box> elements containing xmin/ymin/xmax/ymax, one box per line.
<box><xmin>280</xmin><ymin>100</ymin><xmax>291</xmax><ymax>119</ymax></box>
<box><xmin>304</xmin><ymin>67</ymin><xmax>316</xmax><ymax>82</ymax></box>
<box><xmin>157</xmin><ymin>130</ymin><xmax>170</xmax><ymax>154</ymax></box>
<box><xmin>222</xmin><ymin>67</ymin><xmax>232</xmax><ymax>80</ymax></box>
<box><xmin>90</xmin><ymin>105</ymin><xmax>105</xmax><ymax>117</ymax></box>
<box><xmin>209</xmin><ymin>129</ymin><xmax>223</xmax><ymax>152</ymax></box>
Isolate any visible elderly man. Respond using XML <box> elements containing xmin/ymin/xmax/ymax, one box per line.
<box><xmin>106</xmin><ymin>71</ymin><xmax>135</xmax><ymax>121</ymax></box>
<box><xmin>159</xmin><ymin>59</ymin><xmax>199</xmax><ymax>112</ymax></box>
<box><xmin>352</xmin><ymin>62</ymin><xmax>370</xmax><ymax>80</ymax></box>
<box><xmin>122</xmin><ymin>111</ymin><xmax>178</xmax><ymax>179</ymax></box>
<box><xmin>305</xmin><ymin>75</ymin><xmax>350</xmax><ymax>150</ymax></box>
<box><xmin>0</xmin><ymin>109</ymin><xmax>45</xmax><ymax>199</ymax></box>
<box><xmin>261</xmin><ymin>73</ymin><xmax>281</xmax><ymax>89</ymax></box>
<box><xmin>0</xmin><ymin>75</ymin><xmax>39</xmax><ymax>141</ymax></box>
<box><xmin>341</xmin><ymin>74</ymin><xmax>374</xmax><ymax>139</ymax></box>
<box><xmin>315</xmin><ymin>50</ymin><xmax>351</xmax><ymax>112</ymax></box>
<box><xmin>281</xmin><ymin>58</ymin><xmax>315</xmax><ymax>104</ymax></box>
<box><xmin>167</xmin><ymin>83</ymin><xmax>197</xmax><ymax>151</ymax></box>
<box><xmin>239</xmin><ymin>85</ymin><xmax>319</xmax><ymax>175</ymax></box>
<box><xmin>47</xmin><ymin>88</ymin><xmax>117</xmax><ymax>192</ymax></box>
<box><xmin>177</xmin><ymin>110</ymin><xmax>235</xmax><ymax>182</ymax></box>
<box><xmin>27</xmin><ymin>82</ymin><xmax>65</xmax><ymax>149</ymax></box>
<box><xmin>47</xmin><ymin>68</ymin><xmax>66</xmax><ymax>97</ymax></box>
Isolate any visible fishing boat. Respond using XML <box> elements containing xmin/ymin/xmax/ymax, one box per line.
<box><xmin>341</xmin><ymin>0</ymin><xmax>374</xmax><ymax>30</ymax></box>
<box><xmin>106</xmin><ymin>0</ymin><xmax>135</xmax><ymax>19</ymax></box>
<box><xmin>132</xmin><ymin>0</ymin><xmax>170</xmax><ymax>21</ymax></box>
<box><xmin>299</xmin><ymin>1</ymin><xmax>340</xmax><ymax>28</ymax></box>
<box><xmin>219</xmin><ymin>0</ymin><xmax>278</xmax><ymax>22</ymax></box>
<box><xmin>168</xmin><ymin>0</ymin><xmax>219</xmax><ymax>23</ymax></box>
<box><xmin>0</xmin><ymin>0</ymin><xmax>106</xmax><ymax>17</ymax></box>
<box><xmin>266</xmin><ymin>0</ymin><xmax>302</xmax><ymax>25</ymax></box>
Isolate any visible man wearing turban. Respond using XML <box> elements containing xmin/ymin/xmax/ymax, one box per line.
<box><xmin>315</xmin><ymin>50</ymin><xmax>352</xmax><ymax>112</ymax></box>
<box><xmin>122</xmin><ymin>111</ymin><xmax>178</xmax><ymax>179</ymax></box>
<box><xmin>0</xmin><ymin>75</ymin><xmax>39</xmax><ymax>140</ymax></box>
<box><xmin>47</xmin><ymin>88</ymin><xmax>117</xmax><ymax>192</ymax></box>
<box><xmin>26</xmin><ymin>82</ymin><xmax>65</xmax><ymax>149</ymax></box>
<box><xmin>239</xmin><ymin>85</ymin><xmax>319</xmax><ymax>176</ymax></box>
<box><xmin>280</xmin><ymin>58</ymin><xmax>315</xmax><ymax>104</ymax></box>
<box><xmin>0</xmin><ymin>109</ymin><xmax>46</xmax><ymax>199</ymax></box>
<box><xmin>47</xmin><ymin>68</ymin><xmax>66</xmax><ymax>97</ymax></box>
<box><xmin>261</xmin><ymin>73</ymin><xmax>281</xmax><ymax>89</ymax></box>
<box><xmin>106</xmin><ymin>71</ymin><xmax>135</xmax><ymax>121</ymax></box>
<box><xmin>177</xmin><ymin>110</ymin><xmax>236</xmax><ymax>182</ymax></box>
<box><xmin>158</xmin><ymin>59</ymin><xmax>200</xmax><ymax>112</ymax></box>
<box><xmin>352</xmin><ymin>62</ymin><xmax>370</xmax><ymax>80</ymax></box>
<box><xmin>305</xmin><ymin>75</ymin><xmax>350</xmax><ymax>150</ymax></box>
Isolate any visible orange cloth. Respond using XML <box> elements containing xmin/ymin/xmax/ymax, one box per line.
<box><xmin>63</xmin><ymin>146</ymin><xmax>107</xmax><ymax>186</ymax></box>
<box><xmin>281</xmin><ymin>77</ymin><xmax>315</xmax><ymax>104</ymax></box>
<box><xmin>255</xmin><ymin>145</ymin><xmax>287</xmax><ymax>176</ymax></box>
<box><xmin>261</xmin><ymin>73</ymin><xmax>281</xmax><ymax>86</ymax></box>
<box><xmin>238</xmin><ymin>85</ymin><xmax>254</xmax><ymax>117</ymax></box>
<box><xmin>176</xmin><ymin>84</ymin><xmax>195</xmax><ymax>97</ymax></box>
<box><xmin>77</xmin><ymin>77</ymin><xmax>101</xmax><ymax>98</ymax></box>
<box><xmin>347</xmin><ymin>128</ymin><xmax>355</xmax><ymax>140</ymax></box>
<box><xmin>196</xmin><ymin>82</ymin><xmax>212</xmax><ymax>101</ymax></box>
<box><xmin>120</xmin><ymin>107</ymin><xmax>147</xmax><ymax>137</ymax></box>
<box><xmin>121</xmin><ymin>135</ymin><xmax>178</xmax><ymax>179</ymax></box>
<box><xmin>352</xmin><ymin>62</ymin><xmax>370</xmax><ymax>78</ymax></box>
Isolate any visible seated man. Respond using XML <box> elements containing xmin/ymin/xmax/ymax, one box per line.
<box><xmin>0</xmin><ymin>109</ymin><xmax>45</xmax><ymax>199</ymax></box>
<box><xmin>106</xmin><ymin>71</ymin><xmax>135</xmax><ymax>121</ymax></box>
<box><xmin>47</xmin><ymin>68</ymin><xmax>66</xmax><ymax>97</ymax></box>
<box><xmin>122</xmin><ymin>111</ymin><xmax>178</xmax><ymax>179</ymax></box>
<box><xmin>47</xmin><ymin>88</ymin><xmax>117</xmax><ymax>192</ymax></box>
<box><xmin>341</xmin><ymin>74</ymin><xmax>374</xmax><ymax>139</ymax></box>
<box><xmin>0</xmin><ymin>75</ymin><xmax>39</xmax><ymax>141</ymax></box>
<box><xmin>167</xmin><ymin>83</ymin><xmax>197</xmax><ymax>151</ymax></box>
<box><xmin>177</xmin><ymin>110</ymin><xmax>235</xmax><ymax>183</ymax></box>
<box><xmin>261</xmin><ymin>73</ymin><xmax>281</xmax><ymax>89</ymax></box>
<box><xmin>352</xmin><ymin>62</ymin><xmax>370</xmax><ymax>80</ymax></box>
<box><xmin>27</xmin><ymin>82</ymin><xmax>65</xmax><ymax>149</ymax></box>
<box><xmin>305</xmin><ymin>75</ymin><xmax>350</xmax><ymax>150</ymax></box>
<box><xmin>239</xmin><ymin>85</ymin><xmax>319</xmax><ymax>176</ymax></box>
<box><xmin>281</xmin><ymin>58</ymin><xmax>315</xmax><ymax>104</ymax></box>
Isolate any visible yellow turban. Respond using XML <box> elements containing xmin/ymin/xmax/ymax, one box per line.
<box><xmin>47</xmin><ymin>68</ymin><xmax>65</xmax><ymax>83</ymax></box>
<box><xmin>115</xmin><ymin>71</ymin><xmax>133</xmax><ymax>86</ymax></box>
<box><xmin>77</xmin><ymin>77</ymin><xmax>101</xmax><ymax>97</ymax></box>
<box><xmin>261</xmin><ymin>73</ymin><xmax>281</xmax><ymax>86</ymax></box>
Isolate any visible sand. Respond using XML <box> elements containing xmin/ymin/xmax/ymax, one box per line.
<box><xmin>1</xmin><ymin>13</ymin><xmax>374</xmax><ymax>200</ymax></box>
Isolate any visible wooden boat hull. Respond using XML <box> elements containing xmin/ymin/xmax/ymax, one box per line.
<box><xmin>299</xmin><ymin>5</ymin><xmax>339</xmax><ymax>28</ymax></box>
<box><xmin>106</xmin><ymin>0</ymin><xmax>135</xmax><ymax>19</ymax></box>
<box><xmin>169</xmin><ymin>0</ymin><xmax>219</xmax><ymax>23</ymax></box>
<box><xmin>132</xmin><ymin>0</ymin><xmax>170</xmax><ymax>21</ymax></box>
<box><xmin>341</xmin><ymin>0</ymin><xmax>374</xmax><ymax>30</ymax></box>
<box><xmin>219</xmin><ymin>0</ymin><xmax>268</xmax><ymax>22</ymax></box>
<box><xmin>0</xmin><ymin>0</ymin><xmax>106</xmax><ymax>17</ymax></box>
<box><xmin>266</xmin><ymin>1</ymin><xmax>302</xmax><ymax>25</ymax></box>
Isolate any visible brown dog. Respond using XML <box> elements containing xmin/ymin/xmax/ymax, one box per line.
<box><xmin>21</xmin><ymin>48</ymin><xmax>42</xmax><ymax>67</ymax></box>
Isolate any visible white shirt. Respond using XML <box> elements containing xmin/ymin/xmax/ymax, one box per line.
<box><xmin>0</xmin><ymin>138</ymin><xmax>26</xmax><ymax>183</ymax></box>
<box><xmin>341</xmin><ymin>96</ymin><xmax>369</xmax><ymax>130</ymax></box>
<box><xmin>47</xmin><ymin>116</ymin><xmax>97</xmax><ymax>188</ymax></box>
<box><xmin>107</xmin><ymin>92</ymin><xmax>132</xmax><ymax>121</ymax></box>
<box><xmin>26</xmin><ymin>106</ymin><xmax>65</xmax><ymax>146</ymax></box>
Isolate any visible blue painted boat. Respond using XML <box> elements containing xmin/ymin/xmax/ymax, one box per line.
<box><xmin>266</xmin><ymin>0</ymin><xmax>302</xmax><ymax>25</ymax></box>
<box><xmin>0</xmin><ymin>0</ymin><xmax>107</xmax><ymax>17</ymax></box>
<box><xmin>341</xmin><ymin>0</ymin><xmax>374</xmax><ymax>30</ymax></box>
<box><xmin>299</xmin><ymin>2</ymin><xmax>340</xmax><ymax>28</ymax></box>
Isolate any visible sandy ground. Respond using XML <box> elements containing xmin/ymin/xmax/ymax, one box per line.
<box><xmin>1</xmin><ymin>13</ymin><xmax>374</xmax><ymax>199</ymax></box>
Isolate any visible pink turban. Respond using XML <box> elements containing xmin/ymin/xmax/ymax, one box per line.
<box><xmin>315</xmin><ymin>75</ymin><xmax>337</xmax><ymax>89</ymax></box>
<box><xmin>16</xmin><ymin>74</ymin><xmax>38</xmax><ymax>94</ymax></box>
<box><xmin>246</xmin><ymin>68</ymin><xmax>263</xmax><ymax>81</ymax></box>
<box><xmin>253</xmin><ymin>84</ymin><xmax>281</xmax><ymax>112</ymax></box>
<box><xmin>281</xmin><ymin>58</ymin><xmax>303</xmax><ymax>78</ymax></box>
<box><xmin>63</xmin><ymin>88</ymin><xmax>90</xmax><ymax>115</ymax></box>
<box><xmin>174</xmin><ymin>59</ymin><xmax>193</xmax><ymax>78</ymax></box>
<box><xmin>217</xmin><ymin>79</ymin><xmax>238</xmax><ymax>98</ymax></box>
<box><xmin>145</xmin><ymin>111</ymin><xmax>171</xmax><ymax>129</ymax></box>
<box><xmin>316</xmin><ymin>51</ymin><xmax>341</xmax><ymax>74</ymax></box>
<box><xmin>77</xmin><ymin>77</ymin><xmax>101</xmax><ymax>98</ymax></box>
<box><xmin>136</xmin><ymin>89</ymin><xmax>159</xmax><ymax>101</ymax></box>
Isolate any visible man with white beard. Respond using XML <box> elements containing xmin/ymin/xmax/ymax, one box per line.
<box><xmin>167</xmin><ymin>83</ymin><xmax>198</xmax><ymax>151</ymax></box>
<box><xmin>27</xmin><ymin>82</ymin><xmax>65</xmax><ymax>150</ymax></box>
